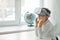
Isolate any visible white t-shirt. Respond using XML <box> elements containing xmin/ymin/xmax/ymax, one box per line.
<box><xmin>41</xmin><ymin>20</ymin><xmax>54</xmax><ymax>38</ymax></box>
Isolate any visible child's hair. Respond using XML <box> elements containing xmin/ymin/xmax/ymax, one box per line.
<box><xmin>42</xmin><ymin>8</ymin><xmax>51</xmax><ymax>14</ymax></box>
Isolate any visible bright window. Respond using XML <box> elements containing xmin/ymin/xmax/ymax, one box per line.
<box><xmin>0</xmin><ymin>0</ymin><xmax>15</xmax><ymax>21</ymax></box>
<box><xmin>0</xmin><ymin>0</ymin><xmax>20</xmax><ymax>26</ymax></box>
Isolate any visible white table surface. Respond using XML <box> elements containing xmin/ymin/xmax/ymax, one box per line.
<box><xmin>0</xmin><ymin>25</ymin><xmax>60</xmax><ymax>40</ymax></box>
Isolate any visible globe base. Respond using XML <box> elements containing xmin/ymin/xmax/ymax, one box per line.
<box><xmin>28</xmin><ymin>24</ymin><xmax>34</xmax><ymax>27</ymax></box>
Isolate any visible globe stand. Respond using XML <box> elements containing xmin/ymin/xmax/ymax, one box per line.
<box><xmin>28</xmin><ymin>24</ymin><xmax>34</xmax><ymax>27</ymax></box>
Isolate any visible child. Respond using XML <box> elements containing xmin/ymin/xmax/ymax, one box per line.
<box><xmin>35</xmin><ymin>8</ymin><xmax>58</xmax><ymax>40</ymax></box>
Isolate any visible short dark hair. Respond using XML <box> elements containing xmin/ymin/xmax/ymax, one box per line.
<box><xmin>42</xmin><ymin>8</ymin><xmax>51</xmax><ymax>14</ymax></box>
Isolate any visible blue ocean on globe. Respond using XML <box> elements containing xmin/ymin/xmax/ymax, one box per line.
<box><xmin>24</xmin><ymin>12</ymin><xmax>36</xmax><ymax>24</ymax></box>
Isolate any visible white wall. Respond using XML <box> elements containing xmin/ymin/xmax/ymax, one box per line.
<box><xmin>44</xmin><ymin>0</ymin><xmax>60</xmax><ymax>25</ymax></box>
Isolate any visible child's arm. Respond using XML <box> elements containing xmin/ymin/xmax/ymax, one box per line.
<box><xmin>35</xmin><ymin>18</ymin><xmax>39</xmax><ymax>27</ymax></box>
<box><xmin>39</xmin><ymin>19</ymin><xmax>43</xmax><ymax>27</ymax></box>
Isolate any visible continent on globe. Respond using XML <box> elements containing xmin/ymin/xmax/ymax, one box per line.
<box><xmin>24</xmin><ymin>12</ymin><xmax>36</xmax><ymax>27</ymax></box>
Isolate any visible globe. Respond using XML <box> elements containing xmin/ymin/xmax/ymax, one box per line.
<box><xmin>24</xmin><ymin>12</ymin><xmax>36</xmax><ymax>27</ymax></box>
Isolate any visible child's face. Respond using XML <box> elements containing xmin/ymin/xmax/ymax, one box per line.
<box><xmin>39</xmin><ymin>16</ymin><xmax>48</xmax><ymax>23</ymax></box>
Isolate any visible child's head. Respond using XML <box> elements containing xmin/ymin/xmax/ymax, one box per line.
<box><xmin>38</xmin><ymin>8</ymin><xmax>51</xmax><ymax>23</ymax></box>
<box><xmin>38</xmin><ymin>8</ymin><xmax>51</xmax><ymax>17</ymax></box>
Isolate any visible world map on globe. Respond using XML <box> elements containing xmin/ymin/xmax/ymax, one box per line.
<box><xmin>24</xmin><ymin>12</ymin><xmax>36</xmax><ymax>25</ymax></box>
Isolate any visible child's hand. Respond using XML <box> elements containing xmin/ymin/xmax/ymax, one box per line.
<box><xmin>39</xmin><ymin>19</ymin><xmax>44</xmax><ymax>27</ymax></box>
